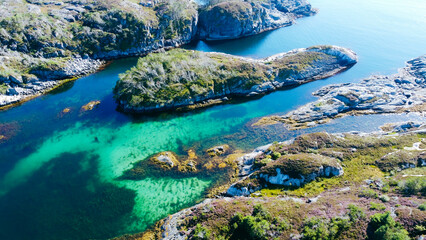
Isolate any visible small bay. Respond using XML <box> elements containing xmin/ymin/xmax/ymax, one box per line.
<box><xmin>0</xmin><ymin>0</ymin><xmax>425</xmax><ymax>239</ymax></box>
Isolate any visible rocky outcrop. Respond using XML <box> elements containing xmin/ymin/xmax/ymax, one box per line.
<box><xmin>227</xmin><ymin>153</ymin><xmax>343</xmax><ymax>196</ymax></box>
<box><xmin>206</xmin><ymin>144</ymin><xmax>230</xmax><ymax>157</ymax></box>
<box><xmin>375</xmin><ymin>150</ymin><xmax>425</xmax><ymax>172</ymax></box>
<box><xmin>0</xmin><ymin>0</ymin><xmax>320</xmax><ymax>109</ymax></box>
<box><xmin>270</xmin><ymin>55</ymin><xmax>426</xmax><ymax>129</ymax></box>
<box><xmin>119</xmin><ymin>147</ymin><xmax>238</xmax><ymax>180</ymax></box>
<box><xmin>0</xmin><ymin>0</ymin><xmax>198</xmax><ymax>108</ymax></box>
<box><xmin>114</xmin><ymin>45</ymin><xmax>357</xmax><ymax>113</ymax></box>
<box><xmin>197</xmin><ymin>0</ymin><xmax>316</xmax><ymax>40</ymax></box>
<box><xmin>0</xmin><ymin>47</ymin><xmax>104</xmax><ymax>107</ymax></box>
<box><xmin>113</xmin><ymin>126</ymin><xmax>426</xmax><ymax>240</ymax></box>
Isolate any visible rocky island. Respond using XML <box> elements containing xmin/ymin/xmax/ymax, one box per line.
<box><xmin>114</xmin><ymin>45</ymin><xmax>357</xmax><ymax>113</ymax></box>
<box><xmin>116</xmin><ymin>122</ymin><xmax>426</xmax><ymax>240</ymax></box>
<box><xmin>0</xmin><ymin>0</ymin><xmax>316</xmax><ymax>109</ymax></box>
<box><xmin>255</xmin><ymin>55</ymin><xmax>426</xmax><ymax>129</ymax></box>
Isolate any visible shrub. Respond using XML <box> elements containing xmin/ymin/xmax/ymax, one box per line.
<box><xmin>302</xmin><ymin>217</ymin><xmax>350</xmax><ymax>240</ymax></box>
<box><xmin>360</xmin><ymin>189</ymin><xmax>378</xmax><ymax>199</ymax></box>
<box><xmin>302</xmin><ymin>217</ymin><xmax>331</xmax><ymax>240</ymax></box>
<box><xmin>399</xmin><ymin>178</ymin><xmax>426</xmax><ymax>196</ymax></box>
<box><xmin>348</xmin><ymin>204</ymin><xmax>366</xmax><ymax>222</ymax></box>
<box><xmin>370</xmin><ymin>202</ymin><xmax>386</xmax><ymax>211</ymax></box>
<box><xmin>368</xmin><ymin>212</ymin><xmax>410</xmax><ymax>240</ymax></box>
<box><xmin>418</xmin><ymin>203</ymin><xmax>426</xmax><ymax>211</ymax></box>
<box><xmin>193</xmin><ymin>223</ymin><xmax>211</xmax><ymax>240</ymax></box>
<box><xmin>388</xmin><ymin>179</ymin><xmax>399</xmax><ymax>187</ymax></box>
<box><xmin>271</xmin><ymin>152</ymin><xmax>281</xmax><ymax>160</ymax></box>
<box><xmin>229</xmin><ymin>213</ymin><xmax>270</xmax><ymax>240</ymax></box>
<box><xmin>252</xmin><ymin>204</ymin><xmax>272</xmax><ymax>221</ymax></box>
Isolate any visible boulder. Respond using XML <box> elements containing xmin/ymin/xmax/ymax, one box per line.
<box><xmin>9</xmin><ymin>75</ymin><xmax>23</xmax><ymax>85</ymax></box>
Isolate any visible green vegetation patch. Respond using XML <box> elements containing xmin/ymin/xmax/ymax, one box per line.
<box><xmin>255</xmin><ymin>133</ymin><xmax>422</xmax><ymax>197</ymax></box>
<box><xmin>114</xmin><ymin>48</ymin><xmax>337</xmax><ymax>111</ymax></box>
<box><xmin>256</xmin><ymin>153</ymin><xmax>340</xmax><ymax>178</ymax></box>
<box><xmin>114</xmin><ymin>48</ymin><xmax>271</xmax><ymax>108</ymax></box>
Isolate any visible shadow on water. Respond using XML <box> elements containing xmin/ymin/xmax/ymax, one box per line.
<box><xmin>183</xmin><ymin>30</ymin><xmax>274</xmax><ymax>57</ymax></box>
<box><xmin>46</xmin><ymin>80</ymin><xmax>76</xmax><ymax>95</ymax></box>
<box><xmin>0</xmin><ymin>152</ymin><xmax>136</xmax><ymax>240</ymax></box>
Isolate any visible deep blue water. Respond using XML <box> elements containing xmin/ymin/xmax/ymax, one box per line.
<box><xmin>0</xmin><ymin>0</ymin><xmax>425</xmax><ymax>239</ymax></box>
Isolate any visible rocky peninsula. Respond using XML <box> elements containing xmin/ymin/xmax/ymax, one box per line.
<box><xmin>256</xmin><ymin>55</ymin><xmax>426</xmax><ymax>129</ymax></box>
<box><xmin>0</xmin><ymin>0</ymin><xmax>316</xmax><ymax>109</ymax></box>
<box><xmin>114</xmin><ymin>122</ymin><xmax>426</xmax><ymax>240</ymax></box>
<box><xmin>114</xmin><ymin>45</ymin><xmax>357</xmax><ymax>113</ymax></box>
<box><xmin>197</xmin><ymin>0</ymin><xmax>316</xmax><ymax>40</ymax></box>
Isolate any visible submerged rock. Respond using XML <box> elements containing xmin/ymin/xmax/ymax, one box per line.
<box><xmin>206</xmin><ymin>144</ymin><xmax>230</xmax><ymax>157</ymax></box>
<box><xmin>120</xmin><ymin>148</ymin><xmax>239</xmax><ymax>180</ymax></box>
<box><xmin>152</xmin><ymin>151</ymin><xmax>179</xmax><ymax>169</ymax></box>
<box><xmin>114</xmin><ymin>46</ymin><xmax>357</xmax><ymax>113</ymax></box>
<box><xmin>80</xmin><ymin>100</ymin><xmax>101</xmax><ymax>112</ymax></box>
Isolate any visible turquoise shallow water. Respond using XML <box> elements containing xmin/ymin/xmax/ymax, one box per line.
<box><xmin>0</xmin><ymin>0</ymin><xmax>425</xmax><ymax>239</ymax></box>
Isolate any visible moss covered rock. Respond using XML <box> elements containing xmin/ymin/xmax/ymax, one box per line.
<box><xmin>114</xmin><ymin>46</ymin><xmax>357</xmax><ymax>113</ymax></box>
<box><xmin>257</xmin><ymin>153</ymin><xmax>343</xmax><ymax>184</ymax></box>
<box><xmin>376</xmin><ymin>150</ymin><xmax>422</xmax><ymax>172</ymax></box>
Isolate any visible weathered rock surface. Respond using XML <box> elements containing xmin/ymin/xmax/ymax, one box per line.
<box><xmin>375</xmin><ymin>150</ymin><xmax>425</xmax><ymax>172</ymax></box>
<box><xmin>197</xmin><ymin>0</ymin><xmax>316</xmax><ymax>40</ymax></box>
<box><xmin>114</xmin><ymin>45</ymin><xmax>357</xmax><ymax>113</ymax></box>
<box><xmin>0</xmin><ymin>0</ymin><xmax>198</xmax><ymax>107</ymax></box>
<box><xmin>112</xmin><ymin>125</ymin><xmax>426</xmax><ymax>240</ymax></box>
<box><xmin>0</xmin><ymin>47</ymin><xmax>103</xmax><ymax>107</ymax></box>
<box><xmin>274</xmin><ymin>55</ymin><xmax>426</xmax><ymax>129</ymax></box>
<box><xmin>0</xmin><ymin>0</ymin><xmax>319</xmax><ymax>109</ymax></box>
<box><xmin>227</xmin><ymin>153</ymin><xmax>343</xmax><ymax>196</ymax></box>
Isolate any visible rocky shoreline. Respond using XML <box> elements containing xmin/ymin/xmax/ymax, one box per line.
<box><xmin>255</xmin><ymin>55</ymin><xmax>426</xmax><ymax>129</ymax></box>
<box><xmin>115</xmin><ymin>121</ymin><xmax>426</xmax><ymax>240</ymax></box>
<box><xmin>0</xmin><ymin>48</ymin><xmax>104</xmax><ymax>107</ymax></box>
<box><xmin>114</xmin><ymin>45</ymin><xmax>357</xmax><ymax>113</ymax></box>
<box><xmin>0</xmin><ymin>0</ymin><xmax>316</xmax><ymax>109</ymax></box>
<box><xmin>197</xmin><ymin>0</ymin><xmax>316</xmax><ymax>40</ymax></box>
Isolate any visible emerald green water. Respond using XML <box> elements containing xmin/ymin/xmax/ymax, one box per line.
<box><xmin>0</xmin><ymin>0</ymin><xmax>425</xmax><ymax>239</ymax></box>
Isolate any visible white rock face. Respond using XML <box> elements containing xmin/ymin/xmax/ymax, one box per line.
<box><xmin>227</xmin><ymin>150</ymin><xmax>344</xmax><ymax>196</ymax></box>
<box><xmin>0</xmin><ymin>55</ymin><xmax>104</xmax><ymax>107</ymax></box>
<box><xmin>281</xmin><ymin>55</ymin><xmax>426</xmax><ymax>124</ymax></box>
<box><xmin>259</xmin><ymin>165</ymin><xmax>343</xmax><ymax>187</ymax></box>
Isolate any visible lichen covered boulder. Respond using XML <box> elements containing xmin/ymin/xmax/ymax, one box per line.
<box><xmin>256</xmin><ymin>153</ymin><xmax>343</xmax><ymax>187</ymax></box>
<box><xmin>227</xmin><ymin>153</ymin><xmax>343</xmax><ymax>196</ymax></box>
<box><xmin>376</xmin><ymin>150</ymin><xmax>424</xmax><ymax>172</ymax></box>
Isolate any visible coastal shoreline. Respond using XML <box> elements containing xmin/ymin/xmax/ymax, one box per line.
<box><xmin>0</xmin><ymin>0</ymin><xmax>316</xmax><ymax>111</ymax></box>
<box><xmin>254</xmin><ymin>55</ymin><xmax>426</xmax><ymax>129</ymax></box>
